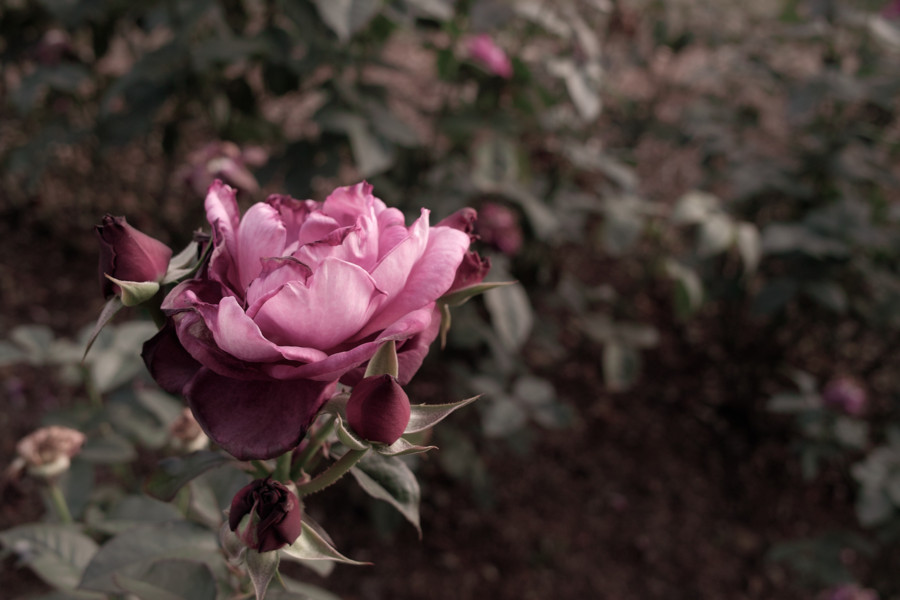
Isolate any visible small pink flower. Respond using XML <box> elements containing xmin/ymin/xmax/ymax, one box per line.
<box><xmin>822</xmin><ymin>377</ymin><xmax>867</xmax><ymax>416</ymax></box>
<box><xmin>882</xmin><ymin>0</ymin><xmax>900</xmax><ymax>19</ymax></box>
<box><xmin>466</xmin><ymin>34</ymin><xmax>513</xmax><ymax>79</ymax></box>
<box><xmin>181</xmin><ymin>141</ymin><xmax>268</xmax><ymax>197</ymax></box>
<box><xmin>478</xmin><ymin>202</ymin><xmax>523</xmax><ymax>256</ymax></box>
<box><xmin>819</xmin><ymin>583</ymin><xmax>879</xmax><ymax>600</ymax></box>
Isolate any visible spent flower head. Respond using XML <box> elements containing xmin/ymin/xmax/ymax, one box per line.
<box><xmin>16</xmin><ymin>426</ymin><xmax>86</xmax><ymax>479</ymax></box>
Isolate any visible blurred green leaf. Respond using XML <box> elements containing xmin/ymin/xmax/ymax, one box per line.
<box><xmin>350</xmin><ymin>452</ymin><xmax>421</xmax><ymax>534</ymax></box>
<box><xmin>282</xmin><ymin>521</ymin><xmax>369</xmax><ymax>565</ymax></box>
<box><xmin>0</xmin><ymin>524</ymin><xmax>99</xmax><ymax>592</ymax></box>
<box><xmin>312</xmin><ymin>0</ymin><xmax>383</xmax><ymax>42</ymax></box>
<box><xmin>144</xmin><ymin>451</ymin><xmax>233</xmax><ymax>502</ymax></box>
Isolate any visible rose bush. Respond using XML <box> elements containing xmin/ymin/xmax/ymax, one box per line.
<box><xmin>143</xmin><ymin>181</ymin><xmax>484</xmax><ymax>459</ymax></box>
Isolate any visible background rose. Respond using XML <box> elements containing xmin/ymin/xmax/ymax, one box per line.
<box><xmin>143</xmin><ymin>180</ymin><xmax>482</xmax><ymax>460</ymax></box>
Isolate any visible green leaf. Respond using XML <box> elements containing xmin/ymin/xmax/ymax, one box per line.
<box><xmin>364</xmin><ymin>340</ymin><xmax>398</xmax><ymax>378</ymax></box>
<box><xmin>485</xmin><ymin>282</ymin><xmax>533</xmax><ymax>352</ymax></box>
<box><xmin>312</xmin><ymin>0</ymin><xmax>383</xmax><ymax>42</ymax></box>
<box><xmin>144</xmin><ymin>451</ymin><xmax>233</xmax><ymax>502</ymax></box>
<box><xmin>405</xmin><ymin>396</ymin><xmax>480</xmax><ymax>433</ymax></box>
<box><xmin>0</xmin><ymin>339</ymin><xmax>27</xmax><ymax>366</ymax></box>
<box><xmin>665</xmin><ymin>259</ymin><xmax>704</xmax><ymax>319</ymax></box>
<box><xmin>0</xmin><ymin>524</ymin><xmax>99</xmax><ymax>591</ymax></box>
<box><xmin>162</xmin><ymin>241</ymin><xmax>201</xmax><ymax>284</ymax></box>
<box><xmin>374</xmin><ymin>437</ymin><xmax>437</xmax><ymax>457</ymax></box>
<box><xmin>11</xmin><ymin>324</ymin><xmax>55</xmax><ymax>364</ymax></box>
<box><xmin>602</xmin><ymin>341</ymin><xmax>641</xmax><ymax>392</ymax></box>
<box><xmin>79</xmin><ymin>521</ymin><xmax>221</xmax><ymax>593</ymax></box>
<box><xmin>91</xmin><ymin>495</ymin><xmax>184</xmax><ymax>536</ymax></box>
<box><xmin>350</xmin><ymin>452</ymin><xmax>421</xmax><ymax>534</ymax></box>
<box><xmin>113</xmin><ymin>559</ymin><xmax>217</xmax><ymax>600</ymax></box>
<box><xmin>281</xmin><ymin>521</ymin><xmax>370</xmax><ymax>565</ymax></box>
<box><xmin>79</xmin><ymin>430</ymin><xmax>137</xmax><ymax>464</ymax></box>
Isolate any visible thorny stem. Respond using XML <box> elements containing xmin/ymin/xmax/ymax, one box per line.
<box><xmin>295</xmin><ymin>448</ymin><xmax>368</xmax><ymax>497</ymax></box>
<box><xmin>273</xmin><ymin>452</ymin><xmax>291</xmax><ymax>483</ymax></box>
<box><xmin>290</xmin><ymin>415</ymin><xmax>336</xmax><ymax>481</ymax></box>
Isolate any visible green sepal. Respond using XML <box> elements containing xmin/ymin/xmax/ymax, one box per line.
<box><xmin>281</xmin><ymin>521</ymin><xmax>370</xmax><ymax>566</ymax></box>
<box><xmin>438</xmin><ymin>281</ymin><xmax>516</xmax><ymax>307</ymax></box>
<box><xmin>439</xmin><ymin>302</ymin><xmax>452</xmax><ymax>349</ymax></box>
<box><xmin>246</xmin><ymin>548</ymin><xmax>280</xmax><ymax>600</ymax></box>
<box><xmin>405</xmin><ymin>395</ymin><xmax>480</xmax><ymax>434</ymax></box>
<box><xmin>161</xmin><ymin>240</ymin><xmax>200</xmax><ymax>284</ymax></box>
<box><xmin>373</xmin><ymin>437</ymin><xmax>437</xmax><ymax>457</ymax></box>
<box><xmin>334</xmin><ymin>415</ymin><xmax>370</xmax><ymax>451</ymax></box>
<box><xmin>83</xmin><ymin>295</ymin><xmax>124</xmax><ymax>360</ymax></box>
<box><xmin>219</xmin><ymin>521</ymin><xmax>246</xmax><ymax>565</ymax></box>
<box><xmin>104</xmin><ymin>275</ymin><xmax>160</xmax><ymax>307</ymax></box>
<box><xmin>364</xmin><ymin>340</ymin><xmax>398</xmax><ymax>378</ymax></box>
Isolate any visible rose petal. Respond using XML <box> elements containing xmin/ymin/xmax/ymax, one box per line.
<box><xmin>236</xmin><ymin>202</ymin><xmax>287</xmax><ymax>291</ymax></box>
<box><xmin>253</xmin><ymin>257</ymin><xmax>384</xmax><ymax>349</ymax></box>
<box><xmin>358</xmin><ymin>224</ymin><xmax>469</xmax><ymax>338</ymax></box>
<box><xmin>369</xmin><ymin>209</ymin><xmax>430</xmax><ymax>299</ymax></box>
<box><xmin>245</xmin><ymin>257</ymin><xmax>312</xmax><ymax>310</ymax></box>
<box><xmin>141</xmin><ymin>320</ymin><xmax>202</xmax><ymax>394</ymax></box>
<box><xmin>205</xmin><ymin>181</ymin><xmax>242</xmax><ymax>292</ymax></box>
<box><xmin>184</xmin><ymin>368</ymin><xmax>335</xmax><ymax>460</ymax></box>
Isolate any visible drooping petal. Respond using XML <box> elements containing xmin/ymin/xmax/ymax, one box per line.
<box><xmin>141</xmin><ymin>320</ymin><xmax>202</xmax><ymax>395</ymax></box>
<box><xmin>236</xmin><ymin>202</ymin><xmax>287</xmax><ymax>291</ymax></box>
<box><xmin>184</xmin><ymin>368</ymin><xmax>335</xmax><ymax>460</ymax></box>
<box><xmin>253</xmin><ymin>257</ymin><xmax>384</xmax><ymax>350</ymax></box>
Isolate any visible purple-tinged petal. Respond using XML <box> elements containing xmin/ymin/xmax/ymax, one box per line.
<box><xmin>161</xmin><ymin>278</ymin><xmax>228</xmax><ymax>313</ymax></box>
<box><xmin>196</xmin><ymin>296</ymin><xmax>286</xmax><ymax>363</ymax></box>
<box><xmin>205</xmin><ymin>181</ymin><xmax>243</xmax><ymax>292</ymax></box>
<box><xmin>236</xmin><ymin>202</ymin><xmax>287</xmax><ymax>290</ymax></box>
<box><xmin>322</xmin><ymin>182</ymin><xmax>379</xmax><ymax>226</ymax></box>
<box><xmin>141</xmin><ymin>320</ymin><xmax>202</xmax><ymax>395</ymax></box>
<box><xmin>436</xmin><ymin>207</ymin><xmax>477</xmax><ymax>236</ymax></box>
<box><xmin>184</xmin><ymin>368</ymin><xmax>335</xmax><ymax>460</ymax></box>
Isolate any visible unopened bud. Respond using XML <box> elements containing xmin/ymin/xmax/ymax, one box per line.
<box><xmin>346</xmin><ymin>375</ymin><xmax>411</xmax><ymax>445</ymax></box>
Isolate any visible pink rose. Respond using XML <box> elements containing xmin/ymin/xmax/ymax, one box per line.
<box><xmin>478</xmin><ymin>202</ymin><xmax>523</xmax><ymax>256</ymax></box>
<box><xmin>466</xmin><ymin>34</ymin><xmax>513</xmax><ymax>79</ymax></box>
<box><xmin>143</xmin><ymin>181</ymin><xmax>482</xmax><ymax>460</ymax></box>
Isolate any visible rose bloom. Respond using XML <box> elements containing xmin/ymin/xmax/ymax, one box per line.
<box><xmin>467</xmin><ymin>34</ymin><xmax>513</xmax><ymax>79</ymax></box>
<box><xmin>144</xmin><ymin>181</ymin><xmax>483</xmax><ymax>459</ymax></box>
<box><xmin>16</xmin><ymin>426</ymin><xmax>86</xmax><ymax>478</ymax></box>
<box><xmin>822</xmin><ymin>377</ymin><xmax>867</xmax><ymax>416</ymax></box>
<box><xmin>478</xmin><ymin>202</ymin><xmax>523</xmax><ymax>256</ymax></box>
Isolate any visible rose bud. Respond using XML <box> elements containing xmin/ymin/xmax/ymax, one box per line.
<box><xmin>466</xmin><ymin>34</ymin><xmax>513</xmax><ymax>79</ymax></box>
<box><xmin>346</xmin><ymin>374</ymin><xmax>411</xmax><ymax>445</ymax></box>
<box><xmin>96</xmin><ymin>214</ymin><xmax>172</xmax><ymax>298</ymax></box>
<box><xmin>15</xmin><ymin>426</ymin><xmax>86</xmax><ymax>479</ymax></box>
<box><xmin>229</xmin><ymin>479</ymin><xmax>303</xmax><ymax>553</ymax></box>
<box><xmin>822</xmin><ymin>377</ymin><xmax>867</xmax><ymax>416</ymax></box>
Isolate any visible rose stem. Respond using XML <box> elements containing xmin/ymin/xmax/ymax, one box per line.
<box><xmin>290</xmin><ymin>415</ymin><xmax>336</xmax><ymax>481</ymax></box>
<box><xmin>295</xmin><ymin>449</ymin><xmax>368</xmax><ymax>496</ymax></box>
<box><xmin>47</xmin><ymin>481</ymin><xmax>73</xmax><ymax>524</ymax></box>
<box><xmin>273</xmin><ymin>452</ymin><xmax>291</xmax><ymax>483</ymax></box>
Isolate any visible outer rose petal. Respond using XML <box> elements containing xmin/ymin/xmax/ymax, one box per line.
<box><xmin>205</xmin><ymin>181</ymin><xmax>243</xmax><ymax>292</ymax></box>
<box><xmin>185</xmin><ymin>368</ymin><xmax>336</xmax><ymax>460</ymax></box>
<box><xmin>141</xmin><ymin>321</ymin><xmax>202</xmax><ymax>395</ymax></box>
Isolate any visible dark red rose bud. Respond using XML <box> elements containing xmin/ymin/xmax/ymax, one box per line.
<box><xmin>447</xmin><ymin>251</ymin><xmax>491</xmax><ymax>294</ymax></box>
<box><xmin>437</xmin><ymin>207</ymin><xmax>478</xmax><ymax>237</ymax></box>
<box><xmin>229</xmin><ymin>479</ymin><xmax>303</xmax><ymax>552</ymax></box>
<box><xmin>346</xmin><ymin>374</ymin><xmax>411</xmax><ymax>445</ymax></box>
<box><xmin>96</xmin><ymin>214</ymin><xmax>172</xmax><ymax>298</ymax></box>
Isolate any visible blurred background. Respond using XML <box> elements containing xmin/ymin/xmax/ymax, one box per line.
<box><xmin>2</xmin><ymin>0</ymin><xmax>900</xmax><ymax>598</ymax></box>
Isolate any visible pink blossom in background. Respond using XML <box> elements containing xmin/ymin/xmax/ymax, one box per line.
<box><xmin>478</xmin><ymin>202</ymin><xmax>523</xmax><ymax>256</ymax></box>
<box><xmin>466</xmin><ymin>34</ymin><xmax>513</xmax><ymax>79</ymax></box>
<box><xmin>143</xmin><ymin>181</ymin><xmax>487</xmax><ymax>460</ymax></box>
<box><xmin>180</xmin><ymin>141</ymin><xmax>268</xmax><ymax>197</ymax></box>
<box><xmin>819</xmin><ymin>583</ymin><xmax>879</xmax><ymax>600</ymax></box>
<box><xmin>882</xmin><ymin>0</ymin><xmax>900</xmax><ymax>19</ymax></box>
<box><xmin>821</xmin><ymin>377</ymin><xmax>867</xmax><ymax>416</ymax></box>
